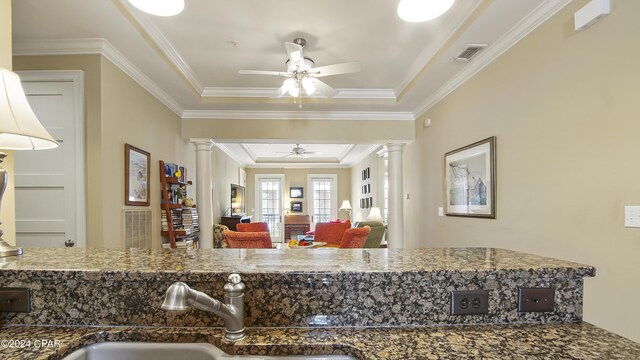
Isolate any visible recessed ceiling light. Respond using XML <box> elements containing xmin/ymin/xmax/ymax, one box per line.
<box><xmin>128</xmin><ymin>0</ymin><xmax>185</xmax><ymax>16</ymax></box>
<box><xmin>397</xmin><ymin>0</ymin><xmax>455</xmax><ymax>23</ymax></box>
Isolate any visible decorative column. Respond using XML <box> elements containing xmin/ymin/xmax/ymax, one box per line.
<box><xmin>386</xmin><ymin>143</ymin><xmax>404</xmax><ymax>249</ymax></box>
<box><xmin>192</xmin><ymin>139</ymin><xmax>214</xmax><ymax>249</ymax></box>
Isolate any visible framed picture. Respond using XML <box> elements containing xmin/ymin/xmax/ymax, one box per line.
<box><xmin>366</xmin><ymin>167</ymin><xmax>370</xmax><ymax>179</ymax></box>
<box><xmin>290</xmin><ymin>187</ymin><xmax>303</xmax><ymax>198</ymax></box>
<box><xmin>444</xmin><ymin>136</ymin><xmax>496</xmax><ymax>218</ymax></box>
<box><xmin>291</xmin><ymin>201</ymin><xmax>303</xmax><ymax>212</ymax></box>
<box><xmin>125</xmin><ymin>144</ymin><xmax>150</xmax><ymax>206</ymax></box>
<box><xmin>178</xmin><ymin>166</ymin><xmax>186</xmax><ymax>183</ymax></box>
<box><xmin>360</xmin><ymin>198</ymin><xmax>364</xmax><ymax>208</ymax></box>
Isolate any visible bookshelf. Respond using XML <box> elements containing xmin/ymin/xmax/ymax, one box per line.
<box><xmin>159</xmin><ymin>160</ymin><xmax>199</xmax><ymax>248</ymax></box>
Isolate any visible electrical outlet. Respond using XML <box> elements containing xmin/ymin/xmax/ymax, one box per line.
<box><xmin>451</xmin><ymin>290</ymin><xmax>489</xmax><ymax>315</ymax></box>
<box><xmin>518</xmin><ymin>288</ymin><xmax>555</xmax><ymax>312</ymax></box>
<box><xmin>0</xmin><ymin>288</ymin><xmax>31</xmax><ymax>313</ymax></box>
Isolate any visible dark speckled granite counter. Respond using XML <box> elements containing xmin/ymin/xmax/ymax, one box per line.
<box><xmin>0</xmin><ymin>247</ymin><xmax>636</xmax><ymax>359</ymax></box>
<box><xmin>0</xmin><ymin>248</ymin><xmax>594</xmax><ymax>328</ymax></box>
<box><xmin>0</xmin><ymin>323</ymin><xmax>638</xmax><ymax>360</ymax></box>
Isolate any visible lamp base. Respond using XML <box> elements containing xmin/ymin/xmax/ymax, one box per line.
<box><xmin>0</xmin><ymin>240</ymin><xmax>22</xmax><ymax>257</ymax></box>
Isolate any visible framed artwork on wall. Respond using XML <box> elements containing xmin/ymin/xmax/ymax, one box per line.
<box><xmin>444</xmin><ymin>136</ymin><xmax>496</xmax><ymax>218</ymax></box>
<box><xmin>291</xmin><ymin>201</ymin><xmax>303</xmax><ymax>212</ymax></box>
<box><xmin>125</xmin><ymin>143</ymin><xmax>150</xmax><ymax>206</ymax></box>
<box><xmin>290</xmin><ymin>187</ymin><xmax>304</xmax><ymax>198</ymax></box>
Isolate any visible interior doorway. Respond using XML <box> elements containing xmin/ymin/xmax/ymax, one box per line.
<box><xmin>14</xmin><ymin>71</ymin><xmax>86</xmax><ymax>248</ymax></box>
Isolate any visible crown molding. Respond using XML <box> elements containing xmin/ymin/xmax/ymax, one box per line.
<box><xmin>116</xmin><ymin>0</ymin><xmax>204</xmax><ymax>93</ymax></box>
<box><xmin>13</xmin><ymin>38</ymin><xmax>184</xmax><ymax>116</ymax></box>
<box><xmin>202</xmin><ymin>87</ymin><xmax>396</xmax><ymax>100</ymax></box>
<box><xmin>214</xmin><ymin>143</ymin><xmax>248</xmax><ymax>166</ymax></box>
<box><xmin>413</xmin><ymin>0</ymin><xmax>572</xmax><ymax>117</ymax></box>
<box><xmin>245</xmin><ymin>163</ymin><xmax>353</xmax><ymax>169</ymax></box>
<box><xmin>394</xmin><ymin>0</ymin><xmax>484</xmax><ymax>96</ymax></box>
<box><xmin>182</xmin><ymin>110</ymin><xmax>414</xmax><ymax>121</ymax></box>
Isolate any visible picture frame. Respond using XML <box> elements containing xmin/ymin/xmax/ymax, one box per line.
<box><xmin>290</xmin><ymin>201</ymin><xmax>303</xmax><ymax>212</ymax></box>
<box><xmin>178</xmin><ymin>166</ymin><xmax>186</xmax><ymax>183</ymax></box>
<box><xmin>444</xmin><ymin>136</ymin><xmax>496</xmax><ymax>218</ymax></box>
<box><xmin>290</xmin><ymin>187</ymin><xmax>304</xmax><ymax>198</ymax></box>
<box><xmin>125</xmin><ymin>144</ymin><xmax>150</xmax><ymax>206</ymax></box>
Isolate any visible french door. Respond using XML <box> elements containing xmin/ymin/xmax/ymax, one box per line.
<box><xmin>307</xmin><ymin>174</ymin><xmax>338</xmax><ymax>230</ymax></box>
<box><xmin>255</xmin><ymin>174</ymin><xmax>284</xmax><ymax>242</ymax></box>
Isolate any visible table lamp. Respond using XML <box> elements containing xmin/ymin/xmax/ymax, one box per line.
<box><xmin>339</xmin><ymin>200</ymin><xmax>352</xmax><ymax>221</ymax></box>
<box><xmin>0</xmin><ymin>68</ymin><xmax>58</xmax><ymax>257</ymax></box>
<box><xmin>367</xmin><ymin>207</ymin><xmax>384</xmax><ymax>223</ymax></box>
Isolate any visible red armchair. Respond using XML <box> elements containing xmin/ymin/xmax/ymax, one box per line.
<box><xmin>236</xmin><ymin>222</ymin><xmax>270</xmax><ymax>232</ymax></box>
<box><xmin>223</xmin><ymin>230</ymin><xmax>272</xmax><ymax>249</ymax></box>
<box><xmin>339</xmin><ymin>226</ymin><xmax>371</xmax><ymax>248</ymax></box>
<box><xmin>313</xmin><ymin>221</ymin><xmax>351</xmax><ymax>246</ymax></box>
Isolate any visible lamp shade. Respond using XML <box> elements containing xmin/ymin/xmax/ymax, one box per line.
<box><xmin>0</xmin><ymin>69</ymin><xmax>58</xmax><ymax>150</ymax></box>
<box><xmin>367</xmin><ymin>207</ymin><xmax>384</xmax><ymax>222</ymax></box>
<box><xmin>339</xmin><ymin>200</ymin><xmax>352</xmax><ymax>211</ymax></box>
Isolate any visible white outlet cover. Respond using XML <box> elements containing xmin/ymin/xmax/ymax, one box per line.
<box><xmin>624</xmin><ymin>206</ymin><xmax>640</xmax><ymax>228</ymax></box>
<box><xmin>438</xmin><ymin>207</ymin><xmax>444</xmax><ymax>216</ymax></box>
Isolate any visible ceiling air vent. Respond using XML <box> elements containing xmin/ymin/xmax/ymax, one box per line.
<box><xmin>452</xmin><ymin>44</ymin><xmax>488</xmax><ymax>63</ymax></box>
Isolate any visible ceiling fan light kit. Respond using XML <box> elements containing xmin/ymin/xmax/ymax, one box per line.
<box><xmin>128</xmin><ymin>0</ymin><xmax>185</xmax><ymax>16</ymax></box>
<box><xmin>239</xmin><ymin>37</ymin><xmax>361</xmax><ymax>108</ymax></box>
<box><xmin>397</xmin><ymin>0</ymin><xmax>455</xmax><ymax>23</ymax></box>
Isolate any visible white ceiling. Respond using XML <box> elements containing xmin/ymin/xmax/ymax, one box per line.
<box><xmin>11</xmin><ymin>0</ymin><xmax>569</xmax><ymax>167</ymax></box>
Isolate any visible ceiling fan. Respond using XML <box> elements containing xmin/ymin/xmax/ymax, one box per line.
<box><xmin>238</xmin><ymin>38</ymin><xmax>361</xmax><ymax>106</ymax></box>
<box><xmin>276</xmin><ymin>144</ymin><xmax>323</xmax><ymax>158</ymax></box>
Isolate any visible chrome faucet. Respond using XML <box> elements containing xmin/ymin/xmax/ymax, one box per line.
<box><xmin>162</xmin><ymin>274</ymin><xmax>246</xmax><ymax>341</ymax></box>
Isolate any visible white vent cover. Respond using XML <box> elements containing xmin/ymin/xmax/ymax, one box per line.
<box><xmin>452</xmin><ymin>44</ymin><xmax>488</xmax><ymax>63</ymax></box>
<box><xmin>123</xmin><ymin>209</ymin><xmax>152</xmax><ymax>248</ymax></box>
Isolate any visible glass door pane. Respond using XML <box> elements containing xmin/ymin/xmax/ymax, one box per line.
<box><xmin>308</xmin><ymin>175</ymin><xmax>337</xmax><ymax>229</ymax></box>
<box><xmin>257</xmin><ymin>176</ymin><xmax>283</xmax><ymax>242</ymax></box>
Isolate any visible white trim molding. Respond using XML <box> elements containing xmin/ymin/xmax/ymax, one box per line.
<box><xmin>202</xmin><ymin>87</ymin><xmax>396</xmax><ymax>100</ymax></box>
<box><xmin>14</xmin><ymin>38</ymin><xmax>184</xmax><ymax>117</ymax></box>
<box><xmin>182</xmin><ymin>110</ymin><xmax>414</xmax><ymax>121</ymax></box>
<box><xmin>414</xmin><ymin>0</ymin><xmax>573</xmax><ymax>117</ymax></box>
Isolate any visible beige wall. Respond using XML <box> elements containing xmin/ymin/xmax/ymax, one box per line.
<box><xmin>351</xmin><ymin>151</ymin><xmax>381</xmax><ymax>222</ymax></box>
<box><xmin>183</xmin><ymin>118</ymin><xmax>414</xmax><ymax>144</ymax></box>
<box><xmin>100</xmin><ymin>58</ymin><xmax>194</xmax><ymax>248</ymax></box>
<box><xmin>0</xmin><ymin>0</ymin><xmax>15</xmax><ymax>245</ymax></box>
<box><xmin>404</xmin><ymin>0</ymin><xmax>640</xmax><ymax>342</ymax></box>
<box><xmin>13</xmin><ymin>55</ymin><xmax>198</xmax><ymax>248</ymax></box>
<box><xmin>212</xmin><ymin>146</ymin><xmax>242</xmax><ymax>223</ymax></box>
<box><xmin>245</xmin><ymin>168</ymin><xmax>351</xmax><ymax>222</ymax></box>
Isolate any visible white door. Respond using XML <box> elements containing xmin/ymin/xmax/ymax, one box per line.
<box><xmin>255</xmin><ymin>174</ymin><xmax>284</xmax><ymax>243</ymax></box>
<box><xmin>14</xmin><ymin>71</ymin><xmax>85</xmax><ymax>248</ymax></box>
<box><xmin>307</xmin><ymin>174</ymin><xmax>338</xmax><ymax>230</ymax></box>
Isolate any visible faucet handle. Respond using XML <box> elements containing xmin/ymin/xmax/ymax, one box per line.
<box><xmin>228</xmin><ymin>273</ymin><xmax>242</xmax><ymax>284</ymax></box>
<box><xmin>224</xmin><ymin>273</ymin><xmax>246</xmax><ymax>295</ymax></box>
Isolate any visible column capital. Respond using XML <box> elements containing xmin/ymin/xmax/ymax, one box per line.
<box><xmin>190</xmin><ymin>138</ymin><xmax>214</xmax><ymax>151</ymax></box>
<box><xmin>385</xmin><ymin>143</ymin><xmax>405</xmax><ymax>152</ymax></box>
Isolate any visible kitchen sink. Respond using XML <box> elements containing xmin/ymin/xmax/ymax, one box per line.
<box><xmin>61</xmin><ymin>342</ymin><xmax>357</xmax><ymax>360</ymax></box>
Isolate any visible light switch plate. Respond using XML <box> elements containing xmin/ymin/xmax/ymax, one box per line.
<box><xmin>438</xmin><ymin>207</ymin><xmax>444</xmax><ymax>217</ymax></box>
<box><xmin>624</xmin><ymin>206</ymin><xmax>640</xmax><ymax>228</ymax></box>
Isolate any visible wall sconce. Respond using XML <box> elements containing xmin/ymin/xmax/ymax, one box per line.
<box><xmin>0</xmin><ymin>68</ymin><xmax>58</xmax><ymax>257</ymax></box>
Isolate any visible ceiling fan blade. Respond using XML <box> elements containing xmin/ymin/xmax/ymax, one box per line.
<box><xmin>303</xmin><ymin>151</ymin><xmax>323</xmax><ymax>155</ymax></box>
<box><xmin>312</xmin><ymin>78</ymin><xmax>339</xmax><ymax>98</ymax></box>
<box><xmin>272</xmin><ymin>82</ymin><xmax>289</xmax><ymax>98</ymax></box>
<box><xmin>280</xmin><ymin>153</ymin><xmax>294</xmax><ymax>158</ymax></box>
<box><xmin>285</xmin><ymin>42</ymin><xmax>304</xmax><ymax>68</ymax></box>
<box><xmin>309</xmin><ymin>62</ymin><xmax>361</xmax><ymax>77</ymax></box>
<box><xmin>238</xmin><ymin>70</ymin><xmax>289</xmax><ymax>76</ymax></box>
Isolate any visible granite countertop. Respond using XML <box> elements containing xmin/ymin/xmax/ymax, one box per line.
<box><xmin>0</xmin><ymin>247</ymin><xmax>595</xmax><ymax>278</ymax></box>
<box><xmin>0</xmin><ymin>322</ymin><xmax>637</xmax><ymax>360</ymax></box>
